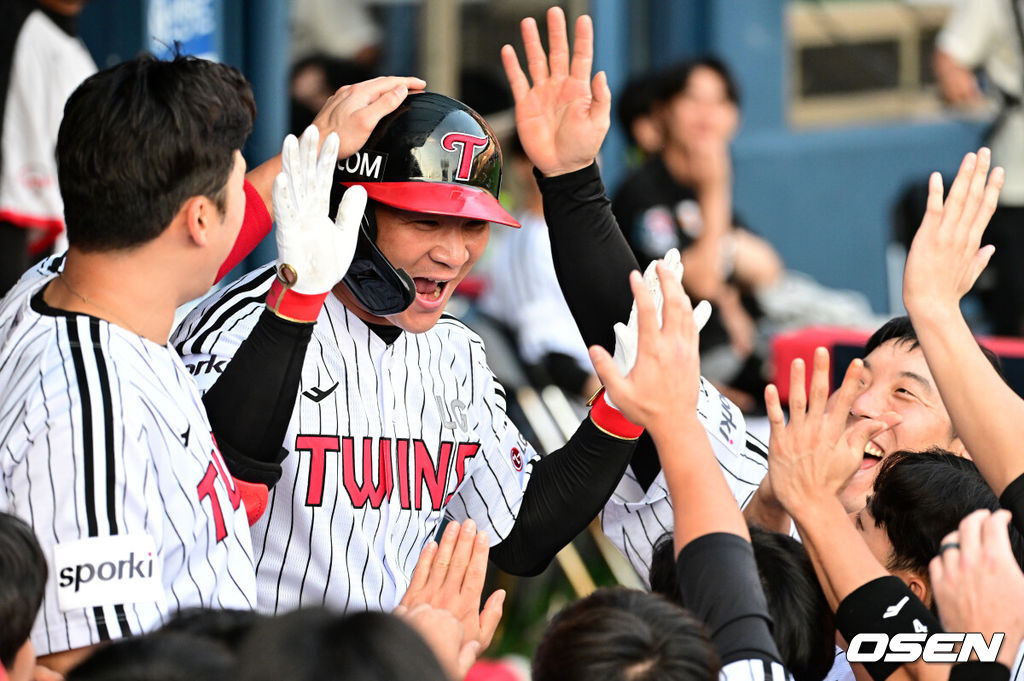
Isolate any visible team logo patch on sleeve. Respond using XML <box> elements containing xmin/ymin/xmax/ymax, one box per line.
<box><xmin>53</xmin><ymin>535</ymin><xmax>163</xmax><ymax>611</ymax></box>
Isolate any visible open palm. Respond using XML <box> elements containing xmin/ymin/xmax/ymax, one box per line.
<box><xmin>501</xmin><ymin>7</ymin><xmax>610</xmax><ymax>177</ymax></box>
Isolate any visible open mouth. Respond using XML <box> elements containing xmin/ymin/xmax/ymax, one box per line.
<box><xmin>413</xmin><ymin>277</ymin><xmax>449</xmax><ymax>302</ymax></box>
<box><xmin>860</xmin><ymin>441</ymin><xmax>884</xmax><ymax>470</ymax></box>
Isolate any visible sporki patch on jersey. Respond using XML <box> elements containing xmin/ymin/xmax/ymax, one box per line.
<box><xmin>0</xmin><ymin>256</ymin><xmax>256</xmax><ymax>655</ymax></box>
<box><xmin>173</xmin><ymin>264</ymin><xmax>537</xmax><ymax>613</ymax></box>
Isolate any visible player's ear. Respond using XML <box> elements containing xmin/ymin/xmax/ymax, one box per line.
<box><xmin>905</xmin><ymin>573</ymin><xmax>930</xmax><ymax>609</ymax></box>
<box><xmin>183</xmin><ymin>195</ymin><xmax>215</xmax><ymax>247</ymax></box>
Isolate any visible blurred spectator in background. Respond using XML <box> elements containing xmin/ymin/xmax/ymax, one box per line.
<box><xmin>613</xmin><ymin>58</ymin><xmax>782</xmax><ymax>409</ymax></box>
<box><xmin>290</xmin><ymin>56</ymin><xmax>375</xmax><ymax>135</ymax></box>
<box><xmin>617</xmin><ymin>72</ymin><xmax>665</xmax><ymax>163</ymax></box>
<box><xmin>290</xmin><ymin>0</ymin><xmax>380</xmax><ymax>67</ymax></box>
<box><xmin>934</xmin><ymin>0</ymin><xmax>1024</xmax><ymax>336</ymax></box>
<box><xmin>613</xmin><ymin>58</ymin><xmax>878</xmax><ymax>410</ymax></box>
<box><xmin>0</xmin><ymin>0</ymin><xmax>96</xmax><ymax>295</ymax></box>
<box><xmin>480</xmin><ymin>133</ymin><xmax>601</xmax><ymax>402</ymax></box>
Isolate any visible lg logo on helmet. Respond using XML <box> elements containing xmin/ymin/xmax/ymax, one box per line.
<box><xmin>441</xmin><ymin>133</ymin><xmax>488</xmax><ymax>181</ymax></box>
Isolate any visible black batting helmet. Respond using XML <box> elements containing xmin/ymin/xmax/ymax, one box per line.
<box><xmin>331</xmin><ymin>91</ymin><xmax>518</xmax><ymax>316</ymax></box>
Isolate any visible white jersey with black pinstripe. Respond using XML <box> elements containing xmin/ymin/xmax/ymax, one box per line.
<box><xmin>721</xmin><ymin>658</ymin><xmax>794</xmax><ymax>681</ymax></box>
<box><xmin>0</xmin><ymin>256</ymin><xmax>256</xmax><ymax>655</ymax></box>
<box><xmin>601</xmin><ymin>377</ymin><xmax>769</xmax><ymax>583</ymax></box>
<box><xmin>173</xmin><ymin>264</ymin><xmax>537</xmax><ymax>614</ymax></box>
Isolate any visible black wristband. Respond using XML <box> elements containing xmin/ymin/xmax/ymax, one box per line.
<box><xmin>1000</xmin><ymin>471</ymin><xmax>1024</xmax><ymax>537</ymax></box>
<box><xmin>836</xmin><ymin>576</ymin><xmax>942</xmax><ymax>681</ymax></box>
<box><xmin>949</xmin><ymin>662</ymin><xmax>1010</xmax><ymax>681</ymax></box>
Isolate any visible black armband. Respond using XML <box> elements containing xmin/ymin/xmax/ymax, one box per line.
<box><xmin>949</xmin><ymin>662</ymin><xmax>1010</xmax><ymax>681</ymax></box>
<box><xmin>204</xmin><ymin>308</ymin><xmax>313</xmax><ymax>487</ymax></box>
<box><xmin>490</xmin><ymin>418</ymin><xmax>636</xmax><ymax>576</ymax></box>
<box><xmin>1000</xmin><ymin>471</ymin><xmax>1024</xmax><ymax>537</ymax></box>
<box><xmin>836</xmin><ymin>576</ymin><xmax>942</xmax><ymax>681</ymax></box>
<box><xmin>676</xmin><ymin>532</ymin><xmax>784</xmax><ymax>666</ymax></box>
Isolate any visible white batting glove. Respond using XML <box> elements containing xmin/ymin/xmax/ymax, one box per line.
<box><xmin>266</xmin><ymin>125</ymin><xmax>367</xmax><ymax>322</ymax></box>
<box><xmin>611</xmin><ymin>249</ymin><xmax>712</xmax><ymax>376</ymax></box>
<box><xmin>605</xmin><ymin>249</ymin><xmax>711</xmax><ymax>409</ymax></box>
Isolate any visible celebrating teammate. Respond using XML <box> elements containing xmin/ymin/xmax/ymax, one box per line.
<box><xmin>0</xmin><ymin>53</ymin><xmax>406</xmax><ymax>675</ymax></box>
<box><xmin>172</xmin><ymin>85</ymin><xmax>657</xmax><ymax>618</ymax></box>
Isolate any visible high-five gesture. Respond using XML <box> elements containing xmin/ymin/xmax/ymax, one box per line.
<box><xmin>765</xmin><ymin>349</ymin><xmax>900</xmax><ymax>514</ymax></box>
<box><xmin>501</xmin><ymin>7</ymin><xmax>611</xmax><ymax>176</ymax></box>
<box><xmin>903</xmin><ymin>148</ymin><xmax>1003</xmax><ymax>320</ymax></box>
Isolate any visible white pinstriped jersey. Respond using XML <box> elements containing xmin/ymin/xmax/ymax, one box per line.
<box><xmin>0</xmin><ymin>256</ymin><xmax>256</xmax><ymax>655</ymax></box>
<box><xmin>721</xmin><ymin>659</ymin><xmax>793</xmax><ymax>681</ymax></box>
<box><xmin>601</xmin><ymin>377</ymin><xmax>769</xmax><ymax>583</ymax></box>
<box><xmin>173</xmin><ymin>264</ymin><xmax>537</xmax><ymax>613</ymax></box>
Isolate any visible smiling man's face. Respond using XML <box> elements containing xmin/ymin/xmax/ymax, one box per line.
<box><xmin>839</xmin><ymin>339</ymin><xmax>965</xmax><ymax>512</ymax></box>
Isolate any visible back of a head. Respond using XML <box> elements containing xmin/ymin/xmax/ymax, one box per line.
<box><xmin>649</xmin><ymin>532</ymin><xmax>835</xmax><ymax>681</ymax></box>
<box><xmin>617</xmin><ymin>73</ymin><xmax>663</xmax><ymax>148</ymax></box>
<box><xmin>238</xmin><ymin>608</ymin><xmax>448</xmax><ymax>681</ymax></box>
<box><xmin>532</xmin><ymin>587</ymin><xmax>719</xmax><ymax>681</ymax></box>
<box><xmin>57</xmin><ymin>53</ymin><xmax>256</xmax><ymax>252</ymax></box>
<box><xmin>66</xmin><ymin>633</ymin><xmax>235</xmax><ymax>681</ymax></box>
<box><xmin>870</xmin><ymin>450</ymin><xmax>1024</xmax><ymax>577</ymax></box>
<box><xmin>748</xmin><ymin>527</ymin><xmax>836</xmax><ymax>681</ymax></box>
<box><xmin>0</xmin><ymin>512</ymin><xmax>46</xmax><ymax>672</ymax></box>
<box><xmin>159</xmin><ymin>607</ymin><xmax>265</xmax><ymax>653</ymax></box>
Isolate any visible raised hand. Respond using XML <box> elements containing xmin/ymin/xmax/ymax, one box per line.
<box><xmin>267</xmin><ymin>126</ymin><xmax>367</xmax><ymax>322</ymax></box>
<box><xmin>312</xmin><ymin>76</ymin><xmax>426</xmax><ymax>160</ymax></box>
<box><xmin>590</xmin><ymin>264</ymin><xmax>702</xmax><ymax>433</ymax></box>
<box><xmin>930</xmin><ymin>509</ymin><xmax>1024</xmax><ymax>669</ymax></box>
<box><xmin>765</xmin><ymin>348</ymin><xmax>900</xmax><ymax>514</ymax></box>
<box><xmin>397</xmin><ymin>520</ymin><xmax>505</xmax><ymax>659</ymax></box>
<box><xmin>501</xmin><ymin>7</ymin><xmax>610</xmax><ymax>177</ymax></box>
<box><xmin>611</xmin><ymin>249</ymin><xmax>712</xmax><ymax>378</ymax></box>
<box><xmin>903</xmin><ymin>148</ymin><xmax>1003</xmax><ymax>320</ymax></box>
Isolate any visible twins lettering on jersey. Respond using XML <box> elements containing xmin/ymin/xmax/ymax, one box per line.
<box><xmin>196</xmin><ymin>438</ymin><xmax>242</xmax><ymax>542</ymax></box>
<box><xmin>295</xmin><ymin>435</ymin><xmax>480</xmax><ymax>510</ymax></box>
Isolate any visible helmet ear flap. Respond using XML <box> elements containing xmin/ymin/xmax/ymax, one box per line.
<box><xmin>340</xmin><ymin>195</ymin><xmax>416</xmax><ymax>316</ymax></box>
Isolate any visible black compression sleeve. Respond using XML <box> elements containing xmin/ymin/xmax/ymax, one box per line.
<box><xmin>1000</xmin><ymin>471</ymin><xmax>1024</xmax><ymax>537</ymax></box>
<box><xmin>203</xmin><ymin>309</ymin><xmax>313</xmax><ymax>487</ymax></box>
<box><xmin>950</xmin><ymin>662</ymin><xmax>1010</xmax><ymax>681</ymax></box>
<box><xmin>536</xmin><ymin>164</ymin><xmax>638</xmax><ymax>353</ymax></box>
<box><xmin>489</xmin><ymin>418</ymin><xmax>636</xmax><ymax>576</ymax></box>
<box><xmin>676</xmin><ymin>532</ymin><xmax>784</xmax><ymax>666</ymax></box>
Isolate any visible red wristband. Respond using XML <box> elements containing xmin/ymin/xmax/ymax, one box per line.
<box><xmin>234</xmin><ymin>478</ymin><xmax>269</xmax><ymax>526</ymax></box>
<box><xmin>588</xmin><ymin>388</ymin><xmax>644</xmax><ymax>440</ymax></box>
<box><xmin>266</xmin><ymin>277</ymin><xmax>327</xmax><ymax>322</ymax></box>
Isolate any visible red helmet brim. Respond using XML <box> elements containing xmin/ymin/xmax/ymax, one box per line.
<box><xmin>341</xmin><ymin>181</ymin><xmax>521</xmax><ymax>228</ymax></box>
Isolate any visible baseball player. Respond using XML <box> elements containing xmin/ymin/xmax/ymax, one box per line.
<box><xmin>173</xmin><ymin>90</ymin><xmax>653</xmax><ymax>616</ymax></box>
<box><xmin>0</xmin><ymin>54</ymin><xmax>373</xmax><ymax>675</ymax></box>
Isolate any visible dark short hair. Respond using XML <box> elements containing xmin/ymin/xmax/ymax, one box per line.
<box><xmin>0</xmin><ymin>512</ymin><xmax>47</xmax><ymax>669</ymax></box>
<box><xmin>657</xmin><ymin>57</ymin><xmax>741</xmax><ymax>108</ymax></box>
<box><xmin>238</xmin><ymin>609</ymin><xmax>448</xmax><ymax>681</ymax></box>
<box><xmin>869</xmin><ymin>450</ymin><xmax>1024</xmax><ymax>581</ymax></box>
<box><xmin>57</xmin><ymin>52</ymin><xmax>255</xmax><ymax>252</ymax></box>
<box><xmin>864</xmin><ymin>316</ymin><xmax>1003</xmax><ymax>377</ymax></box>
<box><xmin>649</xmin><ymin>531</ymin><xmax>834</xmax><ymax>681</ymax></box>
<box><xmin>160</xmin><ymin>608</ymin><xmax>265</xmax><ymax>653</ymax></box>
<box><xmin>532</xmin><ymin>587</ymin><xmax>719</xmax><ymax>681</ymax></box>
<box><xmin>67</xmin><ymin>633</ymin><xmax>235</xmax><ymax>681</ymax></box>
<box><xmin>617</xmin><ymin>72</ymin><xmax>663</xmax><ymax>147</ymax></box>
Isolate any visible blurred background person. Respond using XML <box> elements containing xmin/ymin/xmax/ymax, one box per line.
<box><xmin>0</xmin><ymin>0</ymin><xmax>95</xmax><ymax>294</ymax></box>
<box><xmin>934</xmin><ymin>0</ymin><xmax>1024</xmax><ymax>336</ymax></box>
